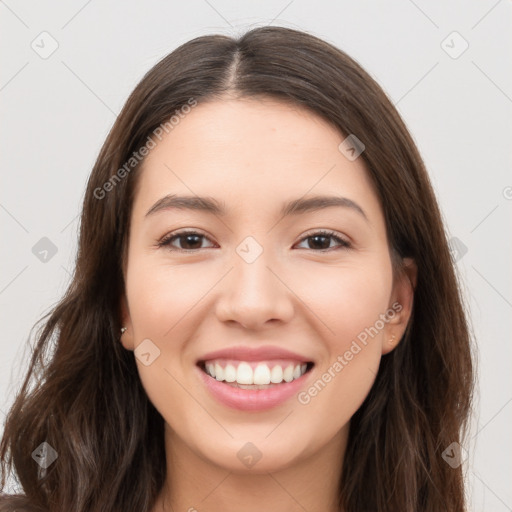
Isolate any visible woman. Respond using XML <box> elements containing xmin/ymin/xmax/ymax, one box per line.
<box><xmin>0</xmin><ymin>26</ymin><xmax>474</xmax><ymax>511</ymax></box>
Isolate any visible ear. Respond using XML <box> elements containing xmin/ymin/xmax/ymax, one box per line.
<box><xmin>382</xmin><ymin>257</ymin><xmax>417</xmax><ymax>355</ymax></box>
<box><xmin>119</xmin><ymin>293</ymin><xmax>135</xmax><ymax>351</ymax></box>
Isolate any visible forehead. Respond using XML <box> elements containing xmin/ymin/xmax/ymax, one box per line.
<box><xmin>133</xmin><ymin>98</ymin><xmax>382</xmax><ymax>224</ymax></box>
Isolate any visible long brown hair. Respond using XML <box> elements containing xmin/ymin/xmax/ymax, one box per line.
<box><xmin>0</xmin><ymin>26</ymin><xmax>474</xmax><ymax>512</ymax></box>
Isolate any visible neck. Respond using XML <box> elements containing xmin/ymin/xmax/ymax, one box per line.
<box><xmin>153</xmin><ymin>424</ymin><xmax>348</xmax><ymax>512</ymax></box>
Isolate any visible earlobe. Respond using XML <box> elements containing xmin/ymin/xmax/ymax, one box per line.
<box><xmin>382</xmin><ymin>332</ymin><xmax>400</xmax><ymax>355</ymax></box>
<box><xmin>119</xmin><ymin>325</ymin><xmax>134</xmax><ymax>351</ymax></box>
<box><xmin>119</xmin><ymin>295</ymin><xmax>134</xmax><ymax>351</ymax></box>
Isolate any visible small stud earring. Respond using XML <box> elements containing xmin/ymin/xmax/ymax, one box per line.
<box><xmin>120</xmin><ymin>327</ymin><xmax>127</xmax><ymax>335</ymax></box>
<box><xmin>389</xmin><ymin>334</ymin><xmax>396</xmax><ymax>344</ymax></box>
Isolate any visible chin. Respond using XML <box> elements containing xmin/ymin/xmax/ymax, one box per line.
<box><xmin>190</xmin><ymin>430</ymin><xmax>313</xmax><ymax>474</ymax></box>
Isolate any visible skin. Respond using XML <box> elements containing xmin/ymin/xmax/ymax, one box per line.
<box><xmin>120</xmin><ymin>97</ymin><xmax>417</xmax><ymax>512</ymax></box>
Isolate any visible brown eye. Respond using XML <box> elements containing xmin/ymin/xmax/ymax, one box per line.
<box><xmin>158</xmin><ymin>231</ymin><xmax>215</xmax><ymax>251</ymax></box>
<box><xmin>295</xmin><ymin>231</ymin><xmax>351</xmax><ymax>251</ymax></box>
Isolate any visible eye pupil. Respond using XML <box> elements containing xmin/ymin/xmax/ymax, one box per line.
<box><xmin>180</xmin><ymin>234</ymin><xmax>202</xmax><ymax>249</ymax></box>
<box><xmin>308</xmin><ymin>235</ymin><xmax>330</xmax><ymax>250</ymax></box>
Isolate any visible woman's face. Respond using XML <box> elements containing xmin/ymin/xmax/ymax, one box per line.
<box><xmin>121</xmin><ymin>97</ymin><xmax>415</xmax><ymax>473</ymax></box>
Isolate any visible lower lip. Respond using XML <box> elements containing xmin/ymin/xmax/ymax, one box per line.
<box><xmin>196</xmin><ymin>364</ymin><xmax>312</xmax><ymax>411</ymax></box>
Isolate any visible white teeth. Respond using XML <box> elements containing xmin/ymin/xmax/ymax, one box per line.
<box><xmin>283</xmin><ymin>365</ymin><xmax>294</xmax><ymax>382</ymax></box>
<box><xmin>214</xmin><ymin>363</ymin><xmax>224</xmax><ymax>381</ymax></box>
<box><xmin>236</xmin><ymin>362</ymin><xmax>253</xmax><ymax>385</ymax></box>
<box><xmin>270</xmin><ymin>365</ymin><xmax>283</xmax><ymax>383</ymax></box>
<box><xmin>253</xmin><ymin>364</ymin><xmax>271</xmax><ymax>385</ymax></box>
<box><xmin>204</xmin><ymin>361</ymin><xmax>309</xmax><ymax>385</ymax></box>
<box><xmin>224</xmin><ymin>364</ymin><xmax>237</xmax><ymax>382</ymax></box>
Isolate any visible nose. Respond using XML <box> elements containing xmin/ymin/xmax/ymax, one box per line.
<box><xmin>214</xmin><ymin>250</ymin><xmax>294</xmax><ymax>330</ymax></box>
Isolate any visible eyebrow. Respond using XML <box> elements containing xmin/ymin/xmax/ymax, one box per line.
<box><xmin>145</xmin><ymin>194</ymin><xmax>369</xmax><ymax>222</ymax></box>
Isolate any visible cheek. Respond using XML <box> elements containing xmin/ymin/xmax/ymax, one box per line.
<box><xmin>293</xmin><ymin>258</ymin><xmax>393</xmax><ymax>344</ymax></box>
<box><xmin>125</xmin><ymin>258</ymin><xmax>199</xmax><ymax>423</ymax></box>
<box><xmin>294</xmin><ymin>343</ymin><xmax>380</xmax><ymax>449</ymax></box>
<box><xmin>290</xmin><ymin>262</ymin><xmax>392</xmax><ymax>435</ymax></box>
<box><xmin>126</xmin><ymin>256</ymin><xmax>211</xmax><ymax>339</ymax></box>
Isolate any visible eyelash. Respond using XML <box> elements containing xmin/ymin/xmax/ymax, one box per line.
<box><xmin>156</xmin><ymin>229</ymin><xmax>352</xmax><ymax>252</ymax></box>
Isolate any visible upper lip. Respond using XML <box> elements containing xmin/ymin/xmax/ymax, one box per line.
<box><xmin>197</xmin><ymin>345</ymin><xmax>314</xmax><ymax>364</ymax></box>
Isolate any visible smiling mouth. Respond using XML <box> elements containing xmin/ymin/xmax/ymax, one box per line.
<box><xmin>197</xmin><ymin>360</ymin><xmax>315</xmax><ymax>389</ymax></box>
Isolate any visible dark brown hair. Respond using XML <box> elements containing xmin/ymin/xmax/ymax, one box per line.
<box><xmin>0</xmin><ymin>26</ymin><xmax>473</xmax><ymax>512</ymax></box>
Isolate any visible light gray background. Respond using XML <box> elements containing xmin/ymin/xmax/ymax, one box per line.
<box><xmin>1</xmin><ymin>1</ymin><xmax>511</xmax><ymax>510</ymax></box>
